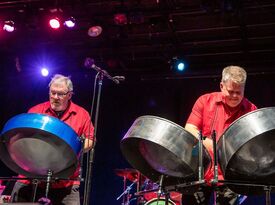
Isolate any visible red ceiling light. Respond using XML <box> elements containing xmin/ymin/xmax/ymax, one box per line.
<box><xmin>3</xmin><ymin>20</ymin><xmax>15</xmax><ymax>32</ymax></box>
<box><xmin>114</xmin><ymin>13</ymin><xmax>127</xmax><ymax>25</ymax></box>
<box><xmin>49</xmin><ymin>17</ymin><xmax>61</xmax><ymax>29</ymax></box>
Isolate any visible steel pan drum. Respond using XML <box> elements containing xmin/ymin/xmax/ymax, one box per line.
<box><xmin>0</xmin><ymin>113</ymin><xmax>81</xmax><ymax>178</ymax></box>
<box><xmin>121</xmin><ymin>116</ymin><xmax>211</xmax><ymax>188</ymax></box>
<box><xmin>218</xmin><ymin>107</ymin><xmax>275</xmax><ymax>194</ymax></box>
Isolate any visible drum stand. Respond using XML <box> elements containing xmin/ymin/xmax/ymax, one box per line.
<box><xmin>116</xmin><ymin>179</ymin><xmax>137</xmax><ymax>205</ymax></box>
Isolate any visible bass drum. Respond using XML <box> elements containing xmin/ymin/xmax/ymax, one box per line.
<box><xmin>142</xmin><ymin>180</ymin><xmax>182</xmax><ymax>205</ymax></box>
<box><xmin>145</xmin><ymin>198</ymin><xmax>176</xmax><ymax>205</ymax></box>
<box><xmin>218</xmin><ymin>107</ymin><xmax>275</xmax><ymax>195</ymax></box>
<box><xmin>121</xmin><ymin>116</ymin><xmax>211</xmax><ymax>190</ymax></box>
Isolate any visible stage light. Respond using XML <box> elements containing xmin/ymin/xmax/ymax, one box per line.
<box><xmin>169</xmin><ymin>57</ymin><xmax>187</xmax><ymax>72</ymax></box>
<box><xmin>114</xmin><ymin>13</ymin><xmax>128</xmax><ymax>25</ymax></box>
<box><xmin>41</xmin><ymin>68</ymin><xmax>49</xmax><ymax>77</ymax></box>
<box><xmin>88</xmin><ymin>25</ymin><xmax>102</xmax><ymax>37</ymax></box>
<box><xmin>176</xmin><ymin>62</ymin><xmax>185</xmax><ymax>71</ymax></box>
<box><xmin>49</xmin><ymin>17</ymin><xmax>61</xmax><ymax>29</ymax></box>
<box><xmin>64</xmin><ymin>17</ymin><xmax>76</xmax><ymax>28</ymax></box>
<box><xmin>3</xmin><ymin>20</ymin><xmax>15</xmax><ymax>32</ymax></box>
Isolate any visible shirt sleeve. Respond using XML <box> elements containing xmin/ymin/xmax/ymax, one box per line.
<box><xmin>81</xmin><ymin>112</ymin><xmax>95</xmax><ymax>141</ymax></box>
<box><xmin>186</xmin><ymin>95</ymin><xmax>205</xmax><ymax>130</ymax></box>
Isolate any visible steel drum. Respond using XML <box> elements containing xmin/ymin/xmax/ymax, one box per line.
<box><xmin>0</xmin><ymin>113</ymin><xmax>81</xmax><ymax>178</ymax></box>
<box><xmin>218</xmin><ymin>107</ymin><xmax>275</xmax><ymax>194</ymax></box>
<box><xmin>120</xmin><ymin>116</ymin><xmax>211</xmax><ymax>188</ymax></box>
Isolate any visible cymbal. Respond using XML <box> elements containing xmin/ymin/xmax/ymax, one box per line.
<box><xmin>115</xmin><ymin>168</ymin><xmax>142</xmax><ymax>182</ymax></box>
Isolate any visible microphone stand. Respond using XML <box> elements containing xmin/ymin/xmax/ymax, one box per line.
<box><xmin>83</xmin><ymin>64</ymin><xmax>124</xmax><ymax>205</ymax></box>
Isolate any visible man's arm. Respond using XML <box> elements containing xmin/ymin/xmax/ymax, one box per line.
<box><xmin>83</xmin><ymin>138</ymin><xmax>94</xmax><ymax>152</ymax></box>
<box><xmin>185</xmin><ymin>123</ymin><xmax>213</xmax><ymax>153</ymax></box>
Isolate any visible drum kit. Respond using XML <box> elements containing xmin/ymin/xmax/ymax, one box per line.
<box><xmin>120</xmin><ymin>108</ymin><xmax>275</xmax><ymax>205</ymax></box>
<box><xmin>114</xmin><ymin>168</ymin><xmax>182</xmax><ymax>205</ymax></box>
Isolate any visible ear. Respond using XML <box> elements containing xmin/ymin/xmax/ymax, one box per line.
<box><xmin>68</xmin><ymin>92</ymin><xmax>72</xmax><ymax>100</ymax></box>
<box><xmin>220</xmin><ymin>82</ymin><xmax>223</xmax><ymax>91</ymax></box>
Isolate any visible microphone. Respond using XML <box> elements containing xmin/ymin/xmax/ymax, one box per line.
<box><xmin>84</xmin><ymin>57</ymin><xmax>125</xmax><ymax>84</ymax></box>
<box><xmin>84</xmin><ymin>57</ymin><xmax>95</xmax><ymax>68</ymax></box>
<box><xmin>84</xmin><ymin>58</ymin><xmax>107</xmax><ymax>74</ymax></box>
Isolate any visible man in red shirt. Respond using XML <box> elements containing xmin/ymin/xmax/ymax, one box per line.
<box><xmin>10</xmin><ymin>74</ymin><xmax>94</xmax><ymax>205</ymax></box>
<box><xmin>183</xmin><ymin>66</ymin><xmax>257</xmax><ymax>205</ymax></box>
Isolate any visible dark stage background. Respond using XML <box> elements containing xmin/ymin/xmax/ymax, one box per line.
<box><xmin>0</xmin><ymin>60</ymin><xmax>275</xmax><ymax>204</ymax></box>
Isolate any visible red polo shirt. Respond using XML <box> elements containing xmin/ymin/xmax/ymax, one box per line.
<box><xmin>19</xmin><ymin>101</ymin><xmax>94</xmax><ymax>188</ymax></box>
<box><xmin>186</xmin><ymin>92</ymin><xmax>257</xmax><ymax>182</ymax></box>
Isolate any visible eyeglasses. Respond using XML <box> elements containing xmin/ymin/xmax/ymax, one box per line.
<box><xmin>49</xmin><ymin>90</ymin><xmax>71</xmax><ymax>98</ymax></box>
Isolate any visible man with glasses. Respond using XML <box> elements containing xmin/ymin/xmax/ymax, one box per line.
<box><xmin>10</xmin><ymin>74</ymin><xmax>94</xmax><ymax>205</ymax></box>
<box><xmin>182</xmin><ymin>66</ymin><xmax>257</xmax><ymax>205</ymax></box>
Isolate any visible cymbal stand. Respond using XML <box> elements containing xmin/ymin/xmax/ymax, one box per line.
<box><xmin>116</xmin><ymin>179</ymin><xmax>137</xmax><ymax>205</ymax></box>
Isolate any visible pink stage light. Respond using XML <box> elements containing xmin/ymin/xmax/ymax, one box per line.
<box><xmin>49</xmin><ymin>18</ymin><xmax>61</xmax><ymax>29</ymax></box>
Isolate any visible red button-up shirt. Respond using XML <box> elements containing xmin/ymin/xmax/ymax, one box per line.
<box><xmin>19</xmin><ymin>101</ymin><xmax>94</xmax><ymax>188</ymax></box>
<box><xmin>186</xmin><ymin>92</ymin><xmax>257</xmax><ymax>182</ymax></box>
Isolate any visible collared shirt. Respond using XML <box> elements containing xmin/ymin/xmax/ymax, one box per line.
<box><xmin>186</xmin><ymin>92</ymin><xmax>257</xmax><ymax>182</ymax></box>
<box><xmin>19</xmin><ymin>101</ymin><xmax>94</xmax><ymax>188</ymax></box>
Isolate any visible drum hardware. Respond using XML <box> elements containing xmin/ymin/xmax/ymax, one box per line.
<box><xmin>115</xmin><ymin>169</ymin><xmax>145</xmax><ymax>205</ymax></box>
<box><xmin>211</xmin><ymin>130</ymin><xmax>218</xmax><ymax>185</ymax></box>
<box><xmin>44</xmin><ymin>170</ymin><xmax>52</xmax><ymax>201</ymax></box>
<box><xmin>116</xmin><ymin>179</ymin><xmax>137</xmax><ymax>205</ymax></box>
<box><xmin>31</xmin><ymin>179</ymin><xmax>39</xmax><ymax>202</ymax></box>
<box><xmin>211</xmin><ymin>130</ymin><xmax>218</xmax><ymax>205</ymax></box>
<box><xmin>217</xmin><ymin>180</ymin><xmax>275</xmax><ymax>205</ymax></box>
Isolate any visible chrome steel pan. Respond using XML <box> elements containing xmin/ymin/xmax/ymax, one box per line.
<box><xmin>218</xmin><ymin>107</ymin><xmax>275</xmax><ymax>194</ymax></box>
<box><xmin>0</xmin><ymin>113</ymin><xmax>81</xmax><ymax>178</ymax></box>
<box><xmin>121</xmin><ymin>116</ymin><xmax>211</xmax><ymax>187</ymax></box>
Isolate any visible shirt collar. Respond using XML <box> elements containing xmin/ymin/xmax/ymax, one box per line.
<box><xmin>45</xmin><ymin>101</ymin><xmax>77</xmax><ymax>115</ymax></box>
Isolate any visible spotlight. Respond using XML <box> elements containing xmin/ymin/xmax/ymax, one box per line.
<box><xmin>176</xmin><ymin>62</ymin><xmax>185</xmax><ymax>71</ymax></box>
<box><xmin>3</xmin><ymin>20</ymin><xmax>15</xmax><ymax>32</ymax></box>
<box><xmin>64</xmin><ymin>17</ymin><xmax>76</xmax><ymax>28</ymax></box>
<box><xmin>169</xmin><ymin>57</ymin><xmax>187</xmax><ymax>72</ymax></box>
<box><xmin>49</xmin><ymin>17</ymin><xmax>61</xmax><ymax>29</ymax></box>
<box><xmin>114</xmin><ymin>13</ymin><xmax>128</xmax><ymax>25</ymax></box>
<box><xmin>41</xmin><ymin>68</ymin><xmax>49</xmax><ymax>77</ymax></box>
<box><xmin>88</xmin><ymin>25</ymin><xmax>103</xmax><ymax>37</ymax></box>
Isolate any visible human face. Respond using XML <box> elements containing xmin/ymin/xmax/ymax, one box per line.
<box><xmin>220</xmin><ymin>80</ymin><xmax>245</xmax><ymax>108</ymax></box>
<box><xmin>49</xmin><ymin>82</ymin><xmax>72</xmax><ymax>111</ymax></box>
